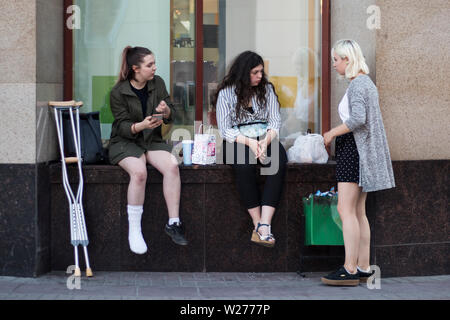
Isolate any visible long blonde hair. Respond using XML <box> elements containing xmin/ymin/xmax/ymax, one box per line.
<box><xmin>332</xmin><ymin>39</ymin><xmax>369</xmax><ymax>79</ymax></box>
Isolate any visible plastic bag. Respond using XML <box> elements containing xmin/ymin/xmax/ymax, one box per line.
<box><xmin>192</xmin><ymin>125</ymin><xmax>216</xmax><ymax>165</ymax></box>
<box><xmin>287</xmin><ymin>133</ymin><xmax>328</xmax><ymax>164</ymax></box>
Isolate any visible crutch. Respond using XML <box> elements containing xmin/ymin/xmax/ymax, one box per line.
<box><xmin>49</xmin><ymin>100</ymin><xmax>93</xmax><ymax>277</ymax></box>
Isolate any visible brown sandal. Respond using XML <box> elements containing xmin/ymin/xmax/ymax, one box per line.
<box><xmin>251</xmin><ymin>223</ymin><xmax>275</xmax><ymax>247</ymax></box>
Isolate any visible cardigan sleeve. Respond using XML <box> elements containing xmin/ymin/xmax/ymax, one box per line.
<box><xmin>345</xmin><ymin>83</ymin><xmax>367</xmax><ymax>131</ymax></box>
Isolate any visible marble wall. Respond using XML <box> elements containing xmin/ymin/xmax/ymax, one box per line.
<box><xmin>0</xmin><ymin>0</ymin><xmax>61</xmax><ymax>277</ymax></box>
<box><xmin>48</xmin><ymin>163</ymin><xmax>449</xmax><ymax>277</ymax></box>
<box><xmin>331</xmin><ymin>0</ymin><xmax>450</xmax><ymax>160</ymax></box>
<box><xmin>0</xmin><ymin>0</ymin><xmax>37</xmax><ymax>164</ymax></box>
<box><xmin>375</xmin><ymin>0</ymin><xmax>450</xmax><ymax>160</ymax></box>
<box><xmin>0</xmin><ymin>0</ymin><xmax>62</xmax><ymax>164</ymax></box>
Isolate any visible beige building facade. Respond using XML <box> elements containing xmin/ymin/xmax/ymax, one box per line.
<box><xmin>0</xmin><ymin>0</ymin><xmax>449</xmax><ymax>164</ymax></box>
<box><xmin>0</xmin><ymin>0</ymin><xmax>448</xmax><ymax>277</ymax></box>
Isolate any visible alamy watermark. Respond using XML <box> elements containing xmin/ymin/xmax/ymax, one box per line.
<box><xmin>66</xmin><ymin>265</ymin><xmax>81</xmax><ymax>290</ymax></box>
<box><xmin>66</xmin><ymin>5</ymin><xmax>81</xmax><ymax>30</ymax></box>
<box><xmin>366</xmin><ymin>5</ymin><xmax>381</xmax><ymax>30</ymax></box>
<box><xmin>66</xmin><ymin>4</ymin><xmax>381</xmax><ymax>31</ymax></box>
<box><xmin>367</xmin><ymin>265</ymin><xmax>381</xmax><ymax>290</ymax></box>
<box><xmin>170</xmin><ymin>122</ymin><xmax>281</xmax><ymax>176</ymax></box>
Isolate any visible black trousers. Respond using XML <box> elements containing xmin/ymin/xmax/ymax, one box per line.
<box><xmin>222</xmin><ymin>139</ymin><xmax>288</xmax><ymax>209</ymax></box>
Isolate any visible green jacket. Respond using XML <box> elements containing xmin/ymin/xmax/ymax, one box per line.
<box><xmin>108</xmin><ymin>76</ymin><xmax>175</xmax><ymax>164</ymax></box>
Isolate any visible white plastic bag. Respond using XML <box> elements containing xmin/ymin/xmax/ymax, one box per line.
<box><xmin>192</xmin><ymin>125</ymin><xmax>216</xmax><ymax>165</ymax></box>
<box><xmin>287</xmin><ymin>134</ymin><xmax>328</xmax><ymax>164</ymax></box>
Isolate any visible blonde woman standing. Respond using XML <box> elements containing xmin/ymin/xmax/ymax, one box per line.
<box><xmin>321</xmin><ymin>40</ymin><xmax>395</xmax><ymax>286</ymax></box>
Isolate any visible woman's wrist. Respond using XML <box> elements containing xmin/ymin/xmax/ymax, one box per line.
<box><xmin>163</xmin><ymin>107</ymin><xmax>171</xmax><ymax>119</ymax></box>
<box><xmin>132</xmin><ymin>122</ymin><xmax>142</xmax><ymax>134</ymax></box>
<box><xmin>328</xmin><ymin>128</ymin><xmax>336</xmax><ymax>139</ymax></box>
<box><xmin>236</xmin><ymin>134</ymin><xmax>249</xmax><ymax>146</ymax></box>
<box><xmin>265</xmin><ymin>129</ymin><xmax>277</xmax><ymax>145</ymax></box>
<box><xmin>330</xmin><ymin>124</ymin><xmax>350</xmax><ymax>138</ymax></box>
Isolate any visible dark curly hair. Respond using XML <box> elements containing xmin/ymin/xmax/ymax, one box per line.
<box><xmin>213</xmin><ymin>51</ymin><xmax>278</xmax><ymax>121</ymax></box>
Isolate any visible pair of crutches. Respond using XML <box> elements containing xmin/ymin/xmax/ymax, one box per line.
<box><xmin>49</xmin><ymin>101</ymin><xmax>93</xmax><ymax>277</ymax></box>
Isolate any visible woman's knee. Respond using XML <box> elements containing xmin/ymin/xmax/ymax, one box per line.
<box><xmin>163</xmin><ymin>157</ymin><xmax>180</xmax><ymax>177</ymax></box>
<box><xmin>337</xmin><ymin>203</ymin><xmax>357</xmax><ymax>220</ymax></box>
<box><xmin>168</xmin><ymin>162</ymin><xmax>180</xmax><ymax>177</ymax></box>
<box><xmin>130</xmin><ymin>167</ymin><xmax>147</xmax><ymax>184</ymax></box>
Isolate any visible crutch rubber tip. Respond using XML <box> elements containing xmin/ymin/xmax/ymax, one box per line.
<box><xmin>86</xmin><ymin>268</ymin><xmax>93</xmax><ymax>277</ymax></box>
<box><xmin>74</xmin><ymin>267</ymin><xmax>81</xmax><ymax>277</ymax></box>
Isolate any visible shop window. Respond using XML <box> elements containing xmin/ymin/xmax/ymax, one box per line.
<box><xmin>203</xmin><ymin>0</ymin><xmax>325</xmax><ymax>143</ymax></box>
<box><xmin>65</xmin><ymin>0</ymin><xmax>329</xmax><ymax>143</ymax></box>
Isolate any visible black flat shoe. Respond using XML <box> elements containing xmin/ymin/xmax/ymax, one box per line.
<box><xmin>321</xmin><ymin>266</ymin><xmax>360</xmax><ymax>286</ymax></box>
<box><xmin>165</xmin><ymin>222</ymin><xmax>188</xmax><ymax>246</ymax></box>
<box><xmin>358</xmin><ymin>268</ymin><xmax>375</xmax><ymax>283</ymax></box>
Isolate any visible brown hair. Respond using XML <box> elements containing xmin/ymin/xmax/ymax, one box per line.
<box><xmin>118</xmin><ymin>46</ymin><xmax>153</xmax><ymax>82</ymax></box>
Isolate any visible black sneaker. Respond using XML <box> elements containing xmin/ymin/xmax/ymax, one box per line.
<box><xmin>165</xmin><ymin>222</ymin><xmax>188</xmax><ymax>246</ymax></box>
<box><xmin>321</xmin><ymin>266</ymin><xmax>360</xmax><ymax>286</ymax></box>
<box><xmin>358</xmin><ymin>268</ymin><xmax>375</xmax><ymax>283</ymax></box>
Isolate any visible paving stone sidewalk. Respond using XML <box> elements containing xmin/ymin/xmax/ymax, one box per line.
<box><xmin>0</xmin><ymin>272</ymin><xmax>449</xmax><ymax>300</ymax></box>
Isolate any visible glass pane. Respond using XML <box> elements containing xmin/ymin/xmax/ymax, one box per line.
<box><xmin>203</xmin><ymin>0</ymin><xmax>223</xmax><ymax>128</ymax></box>
<box><xmin>73</xmin><ymin>0</ymin><xmax>172</xmax><ymax>140</ymax></box>
<box><xmin>170</xmin><ymin>0</ymin><xmax>196</xmax><ymax>140</ymax></box>
<box><xmin>204</xmin><ymin>0</ymin><xmax>322</xmax><ymax>144</ymax></box>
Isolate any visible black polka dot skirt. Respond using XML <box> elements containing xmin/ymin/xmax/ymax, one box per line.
<box><xmin>335</xmin><ymin>132</ymin><xmax>360</xmax><ymax>183</ymax></box>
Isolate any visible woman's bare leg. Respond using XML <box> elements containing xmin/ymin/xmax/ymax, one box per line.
<box><xmin>356</xmin><ymin>191</ymin><xmax>370</xmax><ymax>270</ymax></box>
<box><xmin>337</xmin><ymin>182</ymin><xmax>362</xmax><ymax>274</ymax></box>
<box><xmin>146</xmin><ymin>150</ymin><xmax>181</xmax><ymax>219</ymax></box>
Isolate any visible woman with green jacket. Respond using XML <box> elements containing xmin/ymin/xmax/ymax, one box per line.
<box><xmin>109</xmin><ymin>46</ymin><xmax>188</xmax><ymax>254</ymax></box>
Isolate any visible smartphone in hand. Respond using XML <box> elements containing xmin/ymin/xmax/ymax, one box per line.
<box><xmin>152</xmin><ymin>114</ymin><xmax>163</xmax><ymax>121</ymax></box>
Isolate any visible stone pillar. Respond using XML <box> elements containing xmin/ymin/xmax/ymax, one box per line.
<box><xmin>0</xmin><ymin>0</ymin><xmax>63</xmax><ymax>277</ymax></box>
<box><xmin>376</xmin><ymin>0</ymin><xmax>450</xmax><ymax>160</ymax></box>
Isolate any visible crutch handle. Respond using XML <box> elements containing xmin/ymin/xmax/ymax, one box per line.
<box><xmin>65</xmin><ymin>157</ymin><xmax>79</xmax><ymax>164</ymax></box>
<box><xmin>48</xmin><ymin>100</ymin><xmax>83</xmax><ymax>108</ymax></box>
<box><xmin>48</xmin><ymin>100</ymin><xmax>76</xmax><ymax>107</ymax></box>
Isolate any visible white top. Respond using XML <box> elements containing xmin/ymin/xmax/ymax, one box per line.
<box><xmin>338</xmin><ymin>89</ymin><xmax>350</xmax><ymax>123</ymax></box>
<box><xmin>216</xmin><ymin>84</ymin><xmax>281</xmax><ymax>143</ymax></box>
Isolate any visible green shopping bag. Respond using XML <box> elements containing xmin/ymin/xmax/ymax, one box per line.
<box><xmin>303</xmin><ymin>195</ymin><xmax>344</xmax><ymax>245</ymax></box>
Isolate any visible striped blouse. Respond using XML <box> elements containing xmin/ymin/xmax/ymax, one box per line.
<box><xmin>216</xmin><ymin>84</ymin><xmax>282</xmax><ymax>143</ymax></box>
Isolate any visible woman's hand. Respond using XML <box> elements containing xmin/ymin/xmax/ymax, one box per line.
<box><xmin>155</xmin><ymin>100</ymin><xmax>171</xmax><ymax>119</ymax></box>
<box><xmin>137</xmin><ymin>116</ymin><xmax>163</xmax><ymax>131</ymax></box>
<box><xmin>257</xmin><ymin>138</ymin><xmax>268</xmax><ymax>161</ymax></box>
<box><xmin>323</xmin><ymin>130</ymin><xmax>335</xmax><ymax>147</ymax></box>
<box><xmin>323</xmin><ymin>124</ymin><xmax>351</xmax><ymax>147</ymax></box>
<box><xmin>248</xmin><ymin>138</ymin><xmax>261</xmax><ymax>159</ymax></box>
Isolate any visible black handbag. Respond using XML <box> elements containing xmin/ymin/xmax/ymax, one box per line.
<box><xmin>62</xmin><ymin>111</ymin><xmax>107</xmax><ymax>164</ymax></box>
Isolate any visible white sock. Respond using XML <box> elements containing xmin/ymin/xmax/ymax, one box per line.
<box><xmin>168</xmin><ymin>217</ymin><xmax>180</xmax><ymax>226</ymax></box>
<box><xmin>357</xmin><ymin>266</ymin><xmax>371</xmax><ymax>273</ymax></box>
<box><xmin>127</xmin><ymin>205</ymin><xmax>147</xmax><ymax>254</ymax></box>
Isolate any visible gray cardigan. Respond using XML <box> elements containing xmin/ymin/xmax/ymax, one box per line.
<box><xmin>345</xmin><ymin>75</ymin><xmax>395</xmax><ymax>192</ymax></box>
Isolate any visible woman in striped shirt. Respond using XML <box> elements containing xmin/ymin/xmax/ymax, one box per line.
<box><xmin>213</xmin><ymin>51</ymin><xmax>288</xmax><ymax>248</ymax></box>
